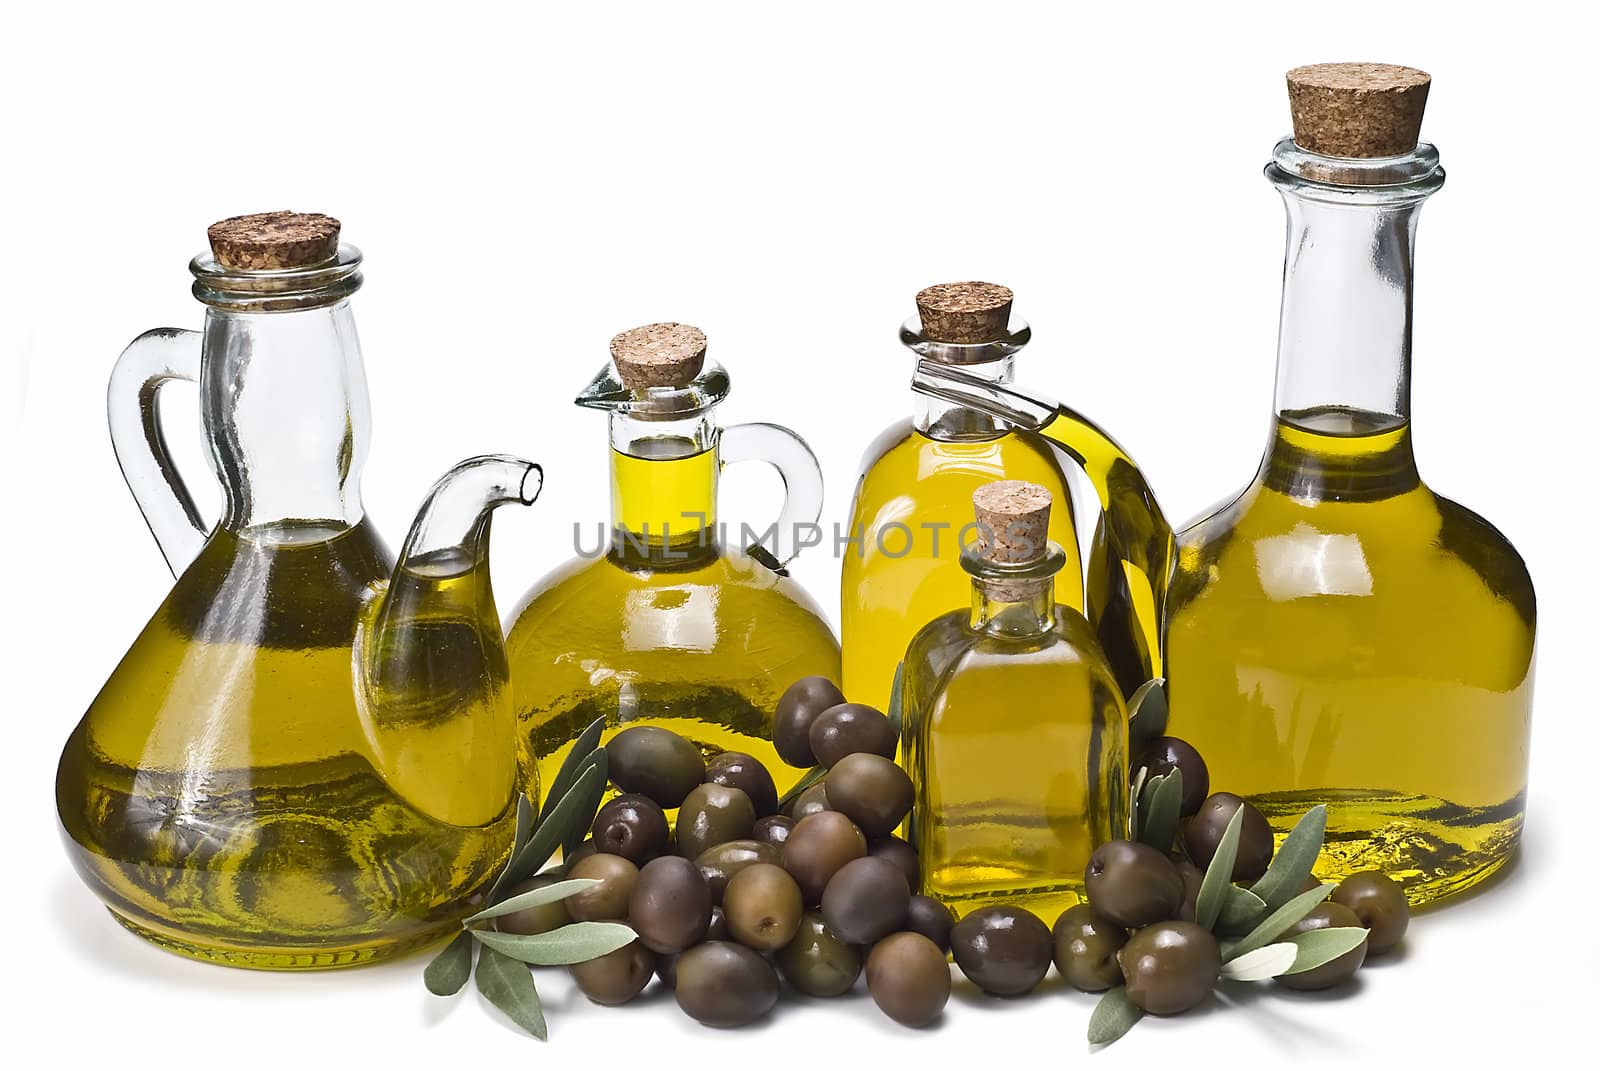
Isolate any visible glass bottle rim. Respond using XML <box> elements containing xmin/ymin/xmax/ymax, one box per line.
<box><xmin>575</xmin><ymin>359</ymin><xmax>732</xmax><ymax>419</ymax></box>
<box><xmin>1267</xmin><ymin>137</ymin><xmax>1445</xmax><ymax>203</ymax></box>
<box><xmin>899</xmin><ymin>314</ymin><xmax>1031</xmax><ymax>365</ymax></box>
<box><xmin>189</xmin><ymin>244</ymin><xmax>364</xmax><ymax>313</ymax></box>
<box><xmin>959</xmin><ymin>540</ymin><xmax>1068</xmax><ymax>582</ymax></box>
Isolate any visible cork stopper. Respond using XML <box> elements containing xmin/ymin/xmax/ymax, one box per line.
<box><xmin>609</xmin><ymin>323</ymin><xmax>708</xmax><ymax>390</ymax></box>
<box><xmin>1287</xmin><ymin>63</ymin><xmax>1431</xmax><ymax>158</ymax></box>
<box><xmin>207</xmin><ymin>211</ymin><xmax>341</xmax><ymax>271</ymax></box>
<box><xmin>973</xmin><ymin>480</ymin><xmax>1052</xmax><ymax>565</ymax></box>
<box><xmin>916</xmin><ymin>282</ymin><xmax>1014</xmax><ymax>344</ymax></box>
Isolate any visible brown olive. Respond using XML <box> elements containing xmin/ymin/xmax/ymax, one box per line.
<box><xmin>821</xmin><ymin>856</ymin><xmax>910</xmax><ymax>944</ymax></box>
<box><xmin>591</xmin><ymin>793</ymin><xmax>670</xmax><ymax>864</ymax></box>
<box><xmin>776</xmin><ymin>911</ymin><xmax>863</xmax><ymax>997</ymax></box>
<box><xmin>565</xmin><ymin>852</ymin><xmax>638</xmax><ymax>921</ymax></box>
<box><xmin>788</xmin><ymin>780</ymin><xmax>830</xmax><ymax>821</ymax></box>
<box><xmin>655</xmin><ymin>951</ymin><xmax>680</xmax><ymax>988</ymax></box>
<box><xmin>824</xmin><ymin>753</ymin><xmax>913</xmax><ymax>838</ymax></box>
<box><xmin>904</xmin><ymin>895</ymin><xmax>955</xmax><ymax>953</ymax></box>
<box><xmin>674</xmin><ymin>941</ymin><xmax>781</xmax><ymax>1027</ymax></box>
<box><xmin>774</xmin><ymin>676</ymin><xmax>846</xmax><ymax>768</ymax></box>
<box><xmin>629</xmin><ymin>855</ymin><xmax>713</xmax><ymax>954</ymax></box>
<box><xmin>1277</xmin><ymin>902</ymin><xmax>1368</xmax><ymax>990</ymax></box>
<box><xmin>705</xmin><ymin>751</ymin><xmax>779</xmax><ymax>817</ymax></box>
<box><xmin>1118</xmin><ymin>920</ymin><xmax>1220</xmax><ymax>1014</ymax></box>
<box><xmin>707</xmin><ymin>903</ymin><xmax>732</xmax><ymax>942</ymax></box>
<box><xmin>867</xmin><ymin>932</ymin><xmax>951</xmax><ymax>1027</ymax></box>
<box><xmin>782</xmin><ymin>810</ymin><xmax>868</xmax><ymax>904</ymax></box>
<box><xmin>564</xmin><ymin>838</ymin><xmax>598</xmax><ymax>868</ymax></box>
<box><xmin>1133</xmin><ymin>736</ymin><xmax>1210</xmax><ymax>816</ymax></box>
<box><xmin>752</xmin><ymin>815</ymin><xmax>794</xmax><ymax>847</ymax></box>
<box><xmin>694</xmin><ymin>839</ymin><xmax>781</xmax><ymax>903</ymax></box>
<box><xmin>1051</xmin><ymin>903</ymin><xmax>1127</xmax><ymax>992</ymax></box>
<box><xmin>1183</xmin><ymin>793</ymin><xmax>1274</xmax><ymax>883</ymax></box>
<box><xmin>1084</xmin><ymin>840</ymin><xmax>1185</xmax><ymax>929</ymax></box>
<box><xmin>606</xmin><ymin>726</ymin><xmax>706</xmax><ymax>808</ymax></box>
<box><xmin>1175</xmin><ymin>860</ymin><xmax>1204</xmax><ymax>923</ymax></box>
<box><xmin>950</xmin><ymin>906</ymin><xmax>1053</xmax><ymax>997</ymax></box>
<box><xmin>569</xmin><ymin>940</ymin><xmax>654</xmax><ymax>1005</ymax></box>
<box><xmin>1331</xmin><ymin>870</ymin><xmax>1409</xmax><ymax>955</ymax></box>
<box><xmin>869</xmin><ymin>835</ymin><xmax>920</xmax><ymax>894</ymax></box>
<box><xmin>494</xmin><ymin>875</ymin><xmax>572</xmax><ymax>936</ymax></box>
<box><xmin>723</xmin><ymin>862</ymin><xmax>805</xmax><ymax>951</ymax></box>
<box><xmin>809</xmin><ymin>702</ymin><xmax>897</xmax><ymax>767</ymax></box>
<box><xmin>675</xmin><ymin>783</ymin><xmax>756</xmax><ymax>860</ymax></box>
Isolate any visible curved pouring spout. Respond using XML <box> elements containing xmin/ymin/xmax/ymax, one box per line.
<box><xmin>912</xmin><ymin>361</ymin><xmax>1173</xmax><ymax>696</ymax></box>
<box><xmin>357</xmin><ymin>455</ymin><xmax>543</xmax><ymax>827</ymax></box>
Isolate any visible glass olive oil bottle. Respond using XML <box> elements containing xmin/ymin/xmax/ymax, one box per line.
<box><xmin>1164</xmin><ymin>65</ymin><xmax>1536</xmax><ymax>905</ymax></box>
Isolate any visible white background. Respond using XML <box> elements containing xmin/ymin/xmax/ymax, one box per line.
<box><xmin>3</xmin><ymin>2</ymin><xmax>1595</xmax><ymax>1067</ymax></box>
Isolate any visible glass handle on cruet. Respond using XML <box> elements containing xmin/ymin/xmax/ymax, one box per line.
<box><xmin>719</xmin><ymin>422</ymin><xmax>824</xmax><ymax>566</ymax></box>
<box><xmin>106</xmin><ymin>327</ymin><xmax>208</xmax><ymax>576</ymax></box>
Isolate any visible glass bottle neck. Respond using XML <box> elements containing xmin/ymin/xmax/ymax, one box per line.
<box><xmin>201</xmin><ymin>301</ymin><xmax>370</xmax><ymax>537</ymax></box>
<box><xmin>971</xmin><ymin>574</ymin><xmax>1055</xmax><ymax>636</ymax></box>
<box><xmin>914</xmin><ymin>355</ymin><xmax>1016</xmax><ymax>440</ymax></box>
<box><xmin>607</xmin><ymin>410</ymin><xmax>719</xmax><ymax>548</ymax></box>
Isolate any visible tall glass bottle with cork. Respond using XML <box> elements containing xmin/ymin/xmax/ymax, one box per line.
<box><xmin>1164</xmin><ymin>65</ymin><xmax>1536</xmax><ymax>905</ymax></box>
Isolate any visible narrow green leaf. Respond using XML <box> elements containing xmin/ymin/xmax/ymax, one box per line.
<box><xmin>475</xmin><ymin>944</ymin><xmax>548</xmax><ymax>1041</ymax></box>
<box><xmin>1138</xmin><ymin>767</ymin><xmax>1183</xmax><ymax>853</ymax></box>
<box><xmin>1128</xmin><ymin>765</ymin><xmax>1149</xmax><ymax>840</ymax></box>
<box><xmin>512</xmin><ymin>794</ymin><xmax>536</xmax><ymax>858</ymax></box>
<box><xmin>423</xmin><ymin>930</ymin><xmax>474</xmax><ymax>996</ymax></box>
<box><xmin>887</xmin><ymin>662</ymin><xmax>905</xmax><ymax>734</ymax></box>
<box><xmin>776</xmin><ymin>764</ymin><xmax>827</xmax><ymax>809</ymax></box>
<box><xmin>1193</xmin><ymin>803</ymin><xmax>1245</xmax><ymax>930</ymax></box>
<box><xmin>492</xmin><ymin>763</ymin><xmax>607</xmax><ymax>897</ymax></box>
<box><xmin>561</xmin><ymin>750</ymin><xmax>608</xmax><ymax>858</ymax></box>
<box><xmin>1224</xmin><ymin>884</ymin><xmax>1334</xmax><ymax>962</ymax></box>
<box><xmin>1087</xmin><ymin>986</ymin><xmax>1143</xmax><ymax>1046</ymax></box>
<box><xmin>1250</xmin><ymin>805</ymin><xmax>1327</xmax><ymax>911</ymax></box>
<box><xmin>465</xmin><ymin>879</ymin><xmax>600</xmax><ymax>926</ymax></box>
<box><xmin>540</xmin><ymin>716</ymin><xmax>607</xmax><ymax>823</ymax></box>
<box><xmin>473</xmin><ymin>921</ymin><xmax>637</xmax><ymax>966</ymax></box>
<box><xmin>1283</xmin><ymin>927</ymin><xmax>1369</xmax><ymax>975</ymax></box>
<box><xmin>1216</xmin><ymin>884</ymin><xmax>1269</xmax><ymax>935</ymax></box>
<box><xmin>1127</xmin><ymin>678</ymin><xmax>1168</xmax><ymax>747</ymax></box>
<box><xmin>1220</xmin><ymin>942</ymin><xmax>1297</xmax><ymax>982</ymax></box>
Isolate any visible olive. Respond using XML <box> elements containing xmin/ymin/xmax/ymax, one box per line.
<box><xmin>1083</xmin><ymin>840</ymin><xmax>1185</xmax><ymax>929</ymax></box>
<box><xmin>821</xmin><ymin>857</ymin><xmax>910</xmax><ymax>944</ymax></box>
<box><xmin>591</xmin><ymin>793</ymin><xmax>670</xmax><ymax>864</ymax></box>
<box><xmin>656</xmin><ymin>909</ymin><xmax>731</xmax><ymax>988</ymax></box>
<box><xmin>674</xmin><ymin>941</ymin><xmax>781</xmax><ymax>1027</ymax></box>
<box><xmin>773</xmin><ymin>676</ymin><xmax>845</xmax><ymax>768</ymax></box>
<box><xmin>788</xmin><ymin>780</ymin><xmax>830</xmax><ymax>821</ymax></box>
<box><xmin>867</xmin><ymin>932</ymin><xmax>951</xmax><ymax>1027</ymax></box>
<box><xmin>606</xmin><ymin>726</ymin><xmax>705</xmax><ymax>808</ymax></box>
<box><xmin>1133</xmin><ymin>736</ymin><xmax>1210</xmax><ymax>816</ymax></box>
<box><xmin>752</xmin><ymin>815</ymin><xmax>794</xmax><ymax>847</ymax></box>
<box><xmin>870</xmin><ymin>835</ymin><xmax>921</xmax><ymax>894</ymax></box>
<box><xmin>776</xmin><ymin>911</ymin><xmax>863</xmax><ymax>996</ymax></box>
<box><xmin>1183</xmin><ymin>793</ymin><xmax>1274</xmax><ymax>882</ymax></box>
<box><xmin>565</xmin><ymin>853</ymin><xmax>638</xmax><ymax>921</ymax></box>
<box><xmin>809</xmin><ymin>702</ymin><xmax>897</xmax><ymax>767</ymax></box>
<box><xmin>904</xmin><ymin>895</ymin><xmax>955</xmax><ymax>953</ymax></box>
<box><xmin>1331</xmin><ymin>871</ymin><xmax>1409</xmax><ymax>955</ymax></box>
<box><xmin>782</xmin><ymin>810</ymin><xmax>868</xmax><ymax>904</ymax></box>
<box><xmin>1277</xmin><ymin>902</ymin><xmax>1368</xmax><ymax>990</ymax></box>
<box><xmin>707</xmin><ymin>904</ymin><xmax>732</xmax><ymax>942</ymax></box>
<box><xmin>723</xmin><ymin>862</ymin><xmax>805</xmax><ymax>951</ymax></box>
<box><xmin>1051</xmin><ymin>904</ymin><xmax>1127</xmax><ymax>992</ymax></box>
<box><xmin>694</xmin><ymin>839</ymin><xmax>781</xmax><ymax>903</ymax></box>
<box><xmin>675</xmin><ymin>783</ymin><xmax>756</xmax><ymax>860</ymax></box>
<box><xmin>825</xmin><ymin>753</ymin><xmax>913</xmax><ymax>838</ymax></box>
<box><xmin>629</xmin><ymin>855</ymin><xmax>713</xmax><ymax>954</ymax></box>
<box><xmin>950</xmin><ymin>906</ymin><xmax>1053</xmax><ymax>997</ymax></box>
<box><xmin>564</xmin><ymin>838</ymin><xmax>599</xmax><ymax>868</ymax></box>
<box><xmin>705</xmin><ymin>751</ymin><xmax>779</xmax><ymax>817</ymax></box>
<box><xmin>494</xmin><ymin>875</ymin><xmax>572</xmax><ymax>936</ymax></box>
<box><xmin>1175</xmin><ymin>860</ymin><xmax>1204</xmax><ymax>923</ymax></box>
<box><xmin>569</xmin><ymin>940</ymin><xmax>654</xmax><ymax>1005</ymax></box>
<box><xmin>1118</xmin><ymin>920</ymin><xmax>1220</xmax><ymax>1015</ymax></box>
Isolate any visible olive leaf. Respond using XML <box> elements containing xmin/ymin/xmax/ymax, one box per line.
<box><xmin>1128</xmin><ymin>765</ymin><xmax>1149</xmax><ymax>840</ymax></box>
<box><xmin>463</xmin><ymin>879</ymin><xmax>600</xmax><ymax>926</ymax></box>
<box><xmin>492</xmin><ymin>762</ymin><xmax>607</xmax><ymax>898</ymax></box>
<box><xmin>560</xmin><ymin>749</ymin><xmax>609</xmax><ymax>858</ymax></box>
<box><xmin>1087</xmin><ymin>985</ymin><xmax>1143</xmax><ymax>1046</ymax></box>
<box><xmin>1216</xmin><ymin>884</ymin><xmax>1268</xmax><ymax>935</ymax></box>
<box><xmin>475</xmin><ymin>944</ymin><xmax>548</xmax><ymax>1041</ymax></box>
<box><xmin>1249</xmin><ymin>805</ymin><xmax>1327</xmax><ymax>912</ymax></box>
<box><xmin>540</xmin><ymin>716</ymin><xmax>606</xmax><ymax>824</ymax></box>
<box><xmin>887</xmin><ymin>662</ymin><xmax>905</xmax><ymax>734</ymax></box>
<box><xmin>1127</xmin><ymin>678</ymin><xmax>1168</xmax><ymax>748</ymax></box>
<box><xmin>424</xmin><ymin>930</ymin><xmax>475</xmax><ymax>996</ymax></box>
<box><xmin>1219</xmin><ymin>942</ymin><xmax>1298</xmax><ymax>982</ymax></box>
<box><xmin>1193</xmin><ymin>803</ymin><xmax>1245</xmax><ymax>930</ymax></box>
<box><xmin>473</xmin><ymin>921</ymin><xmax>637</xmax><ymax>966</ymax></box>
<box><xmin>1138</xmin><ymin>767</ymin><xmax>1183</xmax><ymax>853</ymax></box>
<box><xmin>1282</xmin><ymin>927</ymin><xmax>1369</xmax><ymax>975</ymax></box>
<box><xmin>512</xmin><ymin>794</ymin><xmax>536</xmax><ymax>859</ymax></box>
<box><xmin>776</xmin><ymin>764</ymin><xmax>827</xmax><ymax>810</ymax></box>
<box><xmin>1224</xmin><ymin>884</ymin><xmax>1334</xmax><ymax>962</ymax></box>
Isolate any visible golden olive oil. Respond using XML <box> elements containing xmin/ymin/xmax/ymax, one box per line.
<box><xmin>1165</xmin><ymin>408</ymin><xmax>1534</xmax><ymax>904</ymax></box>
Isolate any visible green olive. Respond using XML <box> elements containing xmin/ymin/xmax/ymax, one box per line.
<box><xmin>1051</xmin><ymin>903</ymin><xmax>1127</xmax><ymax>992</ymax></box>
<box><xmin>824</xmin><ymin>753</ymin><xmax>913</xmax><ymax>838</ymax></box>
<box><xmin>905</xmin><ymin>895</ymin><xmax>955</xmax><ymax>953</ymax></box>
<box><xmin>674</xmin><ymin>941</ymin><xmax>781</xmax><ymax>1027</ymax></box>
<box><xmin>867</xmin><ymin>932</ymin><xmax>950</xmax><ymax>1027</ymax></box>
<box><xmin>1183</xmin><ymin>793</ymin><xmax>1274</xmax><ymax>882</ymax></box>
<box><xmin>705</xmin><ymin>751</ymin><xmax>779</xmax><ymax>817</ymax></box>
<box><xmin>773</xmin><ymin>676</ymin><xmax>846</xmax><ymax>768</ymax></box>
<box><xmin>1118</xmin><ymin>921</ymin><xmax>1220</xmax><ymax>1015</ymax></box>
<box><xmin>1276</xmin><ymin>902</ymin><xmax>1368</xmax><ymax>990</ymax></box>
<box><xmin>782</xmin><ymin>810</ymin><xmax>868</xmax><ymax>904</ymax></box>
<box><xmin>675</xmin><ymin>783</ymin><xmax>757</xmax><ymax>860</ymax></box>
<box><xmin>950</xmin><ymin>906</ymin><xmax>1053</xmax><ymax>997</ymax></box>
<box><xmin>569</xmin><ymin>940</ymin><xmax>654</xmax><ymax>1005</ymax></box>
<box><xmin>629</xmin><ymin>855</ymin><xmax>713</xmax><ymax>954</ymax></box>
<box><xmin>1083</xmin><ymin>840</ymin><xmax>1185</xmax><ymax>929</ymax></box>
<box><xmin>565</xmin><ymin>852</ymin><xmax>638</xmax><ymax>921</ymax></box>
<box><xmin>776</xmin><ymin>911</ymin><xmax>862</xmax><ymax>997</ymax></box>
<box><xmin>694</xmin><ymin>839</ymin><xmax>781</xmax><ymax>903</ymax></box>
<box><xmin>494</xmin><ymin>874</ymin><xmax>572</xmax><ymax>936</ymax></box>
<box><xmin>820</xmin><ymin>856</ymin><xmax>910</xmax><ymax>944</ymax></box>
<box><xmin>606</xmin><ymin>726</ymin><xmax>706</xmax><ymax>808</ymax></box>
<box><xmin>809</xmin><ymin>703</ymin><xmax>897</xmax><ymax>767</ymax></box>
<box><xmin>722</xmin><ymin>862</ymin><xmax>805</xmax><ymax>951</ymax></box>
<box><xmin>1331</xmin><ymin>870</ymin><xmax>1409</xmax><ymax>955</ymax></box>
<box><xmin>591</xmin><ymin>793</ymin><xmax>670</xmax><ymax>864</ymax></box>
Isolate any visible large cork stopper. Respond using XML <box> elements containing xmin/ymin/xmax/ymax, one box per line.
<box><xmin>973</xmin><ymin>480</ymin><xmax>1052</xmax><ymax>565</ymax></box>
<box><xmin>916</xmin><ymin>282</ymin><xmax>1014</xmax><ymax>344</ymax></box>
<box><xmin>207</xmin><ymin>211</ymin><xmax>341</xmax><ymax>271</ymax></box>
<box><xmin>609</xmin><ymin>322</ymin><xmax>708</xmax><ymax>390</ymax></box>
<box><xmin>1287</xmin><ymin>63</ymin><xmax>1431</xmax><ymax>158</ymax></box>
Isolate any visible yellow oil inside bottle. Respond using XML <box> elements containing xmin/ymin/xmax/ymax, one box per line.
<box><xmin>1165</xmin><ymin>407</ymin><xmax>1535</xmax><ymax>904</ymax></box>
<box><xmin>842</xmin><ymin>420</ymin><xmax>1083</xmax><ymax>714</ymax></box>
<box><xmin>55</xmin><ymin>521</ymin><xmax>517</xmax><ymax>969</ymax></box>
